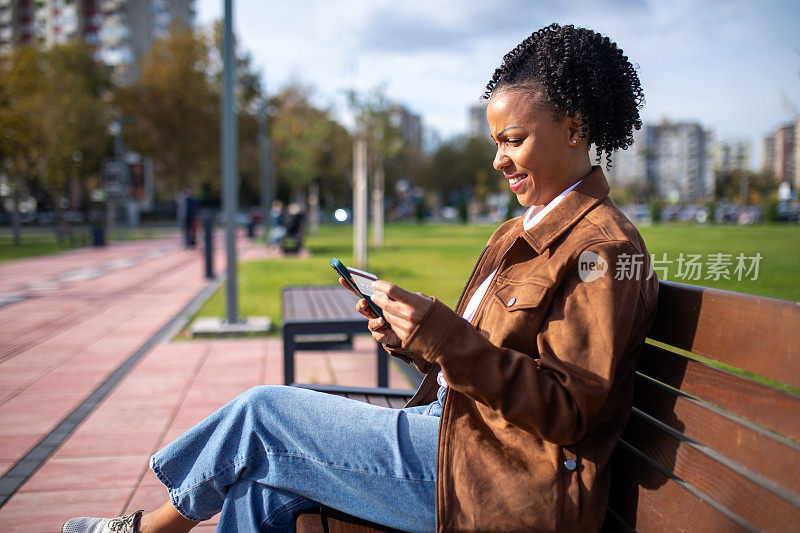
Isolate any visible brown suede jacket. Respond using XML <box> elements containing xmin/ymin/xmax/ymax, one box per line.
<box><xmin>389</xmin><ymin>167</ymin><xmax>659</xmax><ymax>532</ymax></box>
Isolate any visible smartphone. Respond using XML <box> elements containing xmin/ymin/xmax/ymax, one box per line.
<box><xmin>330</xmin><ymin>258</ymin><xmax>384</xmax><ymax>318</ymax></box>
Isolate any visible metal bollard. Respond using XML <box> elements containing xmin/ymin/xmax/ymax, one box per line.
<box><xmin>204</xmin><ymin>217</ymin><xmax>214</xmax><ymax>279</ymax></box>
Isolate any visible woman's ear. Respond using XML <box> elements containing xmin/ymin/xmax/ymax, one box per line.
<box><xmin>568</xmin><ymin>116</ymin><xmax>588</xmax><ymax>145</ymax></box>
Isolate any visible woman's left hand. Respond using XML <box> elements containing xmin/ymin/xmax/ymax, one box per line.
<box><xmin>370</xmin><ymin>280</ymin><xmax>434</xmax><ymax>346</ymax></box>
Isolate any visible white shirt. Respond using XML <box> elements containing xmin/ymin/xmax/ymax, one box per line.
<box><xmin>437</xmin><ymin>180</ymin><xmax>582</xmax><ymax>388</ymax></box>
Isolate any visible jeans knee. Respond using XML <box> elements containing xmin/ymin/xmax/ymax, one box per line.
<box><xmin>236</xmin><ymin>385</ymin><xmax>295</xmax><ymax>411</ymax></box>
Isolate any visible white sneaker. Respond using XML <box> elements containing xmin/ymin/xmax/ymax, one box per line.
<box><xmin>61</xmin><ymin>510</ymin><xmax>144</xmax><ymax>533</ymax></box>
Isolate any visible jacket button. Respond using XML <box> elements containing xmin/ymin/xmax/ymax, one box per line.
<box><xmin>564</xmin><ymin>459</ymin><xmax>577</xmax><ymax>471</ymax></box>
<box><xmin>507</xmin><ymin>297</ymin><xmax>516</xmax><ymax>307</ymax></box>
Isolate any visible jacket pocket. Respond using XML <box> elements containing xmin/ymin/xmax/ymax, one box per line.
<box><xmin>481</xmin><ymin>281</ymin><xmax>550</xmax><ymax>349</ymax></box>
<box><xmin>493</xmin><ymin>281</ymin><xmax>548</xmax><ymax>311</ymax></box>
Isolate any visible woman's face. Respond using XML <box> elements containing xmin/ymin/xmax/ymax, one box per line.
<box><xmin>487</xmin><ymin>87</ymin><xmax>579</xmax><ymax>207</ymax></box>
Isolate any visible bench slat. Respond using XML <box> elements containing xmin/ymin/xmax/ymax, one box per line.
<box><xmin>622</xmin><ymin>410</ymin><xmax>800</xmax><ymax>531</ymax></box>
<box><xmin>387</xmin><ymin>396</ymin><xmax>408</xmax><ymax>409</ymax></box>
<box><xmin>320</xmin><ymin>286</ymin><xmax>362</xmax><ymax>320</ymax></box>
<box><xmin>637</xmin><ymin>343</ymin><xmax>800</xmax><ymax>442</ymax></box>
<box><xmin>296</xmin><ymin>513</ymin><xmax>325</xmax><ymax>533</ymax></box>
<box><xmin>633</xmin><ymin>375</ymin><xmax>800</xmax><ymax>498</ymax></box>
<box><xmin>283</xmin><ymin>287</ymin><xmax>316</xmax><ymax>320</ymax></box>
<box><xmin>284</xmin><ymin>286</ymin><xmax>365</xmax><ymax>323</ymax></box>
<box><xmin>648</xmin><ymin>281</ymin><xmax>800</xmax><ymax>389</ymax></box>
<box><xmin>317</xmin><ymin>288</ymin><xmax>341</xmax><ymax>320</ymax></box>
<box><xmin>366</xmin><ymin>395</ymin><xmax>392</xmax><ymax>407</ymax></box>
<box><xmin>608</xmin><ymin>444</ymin><xmax>751</xmax><ymax>532</ymax></box>
<box><xmin>346</xmin><ymin>393</ymin><xmax>370</xmax><ymax>403</ymax></box>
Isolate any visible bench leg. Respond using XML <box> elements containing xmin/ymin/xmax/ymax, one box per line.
<box><xmin>284</xmin><ymin>327</ymin><xmax>296</xmax><ymax>385</ymax></box>
<box><xmin>377</xmin><ymin>343</ymin><xmax>388</xmax><ymax>388</ymax></box>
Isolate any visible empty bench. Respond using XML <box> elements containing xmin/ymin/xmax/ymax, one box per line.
<box><xmin>282</xmin><ymin>285</ymin><xmax>389</xmax><ymax>387</ymax></box>
<box><xmin>293</xmin><ymin>280</ymin><xmax>800</xmax><ymax>532</ymax></box>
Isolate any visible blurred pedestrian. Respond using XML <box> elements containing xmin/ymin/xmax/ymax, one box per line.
<box><xmin>267</xmin><ymin>200</ymin><xmax>286</xmax><ymax>247</ymax></box>
<box><xmin>181</xmin><ymin>189</ymin><xmax>197</xmax><ymax>248</ymax></box>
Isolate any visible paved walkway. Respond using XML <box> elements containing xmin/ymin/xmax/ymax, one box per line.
<box><xmin>0</xmin><ymin>233</ymin><xmax>412</xmax><ymax>532</ymax></box>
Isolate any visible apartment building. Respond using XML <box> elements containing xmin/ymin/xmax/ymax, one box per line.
<box><xmin>713</xmin><ymin>139</ymin><xmax>751</xmax><ymax>174</ymax></box>
<box><xmin>468</xmin><ymin>101</ymin><xmax>490</xmax><ymax>140</ymax></box>
<box><xmin>762</xmin><ymin>120</ymin><xmax>799</xmax><ymax>190</ymax></box>
<box><xmin>607</xmin><ymin>120</ymin><xmax>714</xmax><ymax>204</ymax></box>
<box><xmin>389</xmin><ymin>104</ymin><xmax>423</xmax><ymax>153</ymax></box>
<box><xmin>0</xmin><ymin>0</ymin><xmax>195</xmax><ymax>83</ymax></box>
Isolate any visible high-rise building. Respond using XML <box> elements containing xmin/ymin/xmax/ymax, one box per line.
<box><xmin>0</xmin><ymin>0</ymin><xmax>195</xmax><ymax>83</ymax></box>
<box><xmin>761</xmin><ymin>120</ymin><xmax>799</xmax><ymax>190</ymax></box>
<box><xmin>644</xmin><ymin>121</ymin><xmax>714</xmax><ymax>204</ymax></box>
<box><xmin>774</xmin><ymin>122</ymin><xmax>795</xmax><ymax>185</ymax></box>
<box><xmin>605</xmin><ymin>126</ymin><xmax>647</xmax><ymax>188</ymax></box>
<box><xmin>608</xmin><ymin>120</ymin><xmax>714</xmax><ymax>203</ymax></box>
<box><xmin>389</xmin><ymin>104</ymin><xmax>422</xmax><ymax>153</ymax></box>
<box><xmin>468</xmin><ymin>101</ymin><xmax>490</xmax><ymax>139</ymax></box>
<box><xmin>713</xmin><ymin>139</ymin><xmax>751</xmax><ymax>174</ymax></box>
<box><xmin>795</xmin><ymin>118</ymin><xmax>800</xmax><ymax>191</ymax></box>
<box><xmin>761</xmin><ymin>134</ymin><xmax>776</xmax><ymax>175</ymax></box>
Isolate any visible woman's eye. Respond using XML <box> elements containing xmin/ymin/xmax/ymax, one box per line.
<box><xmin>507</xmin><ymin>139</ymin><xmax>523</xmax><ymax>146</ymax></box>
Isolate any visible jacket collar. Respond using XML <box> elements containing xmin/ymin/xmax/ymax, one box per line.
<box><xmin>519</xmin><ymin>166</ymin><xmax>610</xmax><ymax>254</ymax></box>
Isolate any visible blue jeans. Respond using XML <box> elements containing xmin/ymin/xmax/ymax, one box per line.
<box><xmin>150</xmin><ymin>385</ymin><xmax>442</xmax><ymax>532</ymax></box>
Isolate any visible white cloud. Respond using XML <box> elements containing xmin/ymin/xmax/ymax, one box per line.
<box><xmin>197</xmin><ymin>0</ymin><xmax>800</xmax><ymax>165</ymax></box>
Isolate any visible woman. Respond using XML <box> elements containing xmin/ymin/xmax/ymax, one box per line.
<box><xmin>63</xmin><ymin>23</ymin><xmax>657</xmax><ymax>533</ymax></box>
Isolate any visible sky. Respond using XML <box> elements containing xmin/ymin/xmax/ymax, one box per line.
<box><xmin>196</xmin><ymin>0</ymin><xmax>800</xmax><ymax>166</ymax></box>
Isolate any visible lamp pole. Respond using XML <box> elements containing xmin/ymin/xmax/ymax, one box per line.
<box><xmin>353</xmin><ymin>132</ymin><xmax>368</xmax><ymax>269</ymax></box>
<box><xmin>259</xmin><ymin>100</ymin><xmax>273</xmax><ymax>241</ymax></box>
<box><xmin>222</xmin><ymin>0</ymin><xmax>239</xmax><ymax>324</ymax></box>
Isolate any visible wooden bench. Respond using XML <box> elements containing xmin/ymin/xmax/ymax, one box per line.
<box><xmin>283</xmin><ymin>285</ymin><xmax>389</xmax><ymax>387</ymax></box>
<box><xmin>291</xmin><ymin>280</ymin><xmax>800</xmax><ymax>532</ymax></box>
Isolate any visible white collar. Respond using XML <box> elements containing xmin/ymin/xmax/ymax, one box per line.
<box><xmin>522</xmin><ymin>180</ymin><xmax>582</xmax><ymax>231</ymax></box>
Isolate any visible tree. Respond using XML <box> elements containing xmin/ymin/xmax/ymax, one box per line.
<box><xmin>346</xmin><ymin>87</ymin><xmax>404</xmax><ymax>247</ymax></box>
<box><xmin>38</xmin><ymin>42</ymin><xmax>111</xmax><ymax>238</ymax></box>
<box><xmin>268</xmin><ymin>83</ymin><xmax>352</xmax><ymax>207</ymax></box>
<box><xmin>117</xmin><ymin>26</ymin><xmax>219</xmax><ymax>196</ymax></box>
<box><xmin>715</xmin><ymin>169</ymin><xmax>777</xmax><ymax>205</ymax></box>
<box><xmin>0</xmin><ymin>46</ymin><xmax>49</xmax><ymax>244</ymax></box>
<box><xmin>418</xmin><ymin>135</ymin><xmax>497</xmax><ymax>218</ymax></box>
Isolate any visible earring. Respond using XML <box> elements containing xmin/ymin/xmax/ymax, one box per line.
<box><xmin>571</xmin><ymin>139</ymin><xmax>577</xmax><ymax>145</ymax></box>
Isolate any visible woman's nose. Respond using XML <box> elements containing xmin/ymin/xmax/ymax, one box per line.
<box><xmin>493</xmin><ymin>147</ymin><xmax>511</xmax><ymax>171</ymax></box>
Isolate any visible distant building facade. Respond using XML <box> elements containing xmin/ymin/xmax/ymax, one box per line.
<box><xmin>762</xmin><ymin>119</ymin><xmax>799</xmax><ymax>190</ymax></box>
<box><xmin>605</xmin><ymin>126</ymin><xmax>647</xmax><ymax>188</ymax></box>
<box><xmin>795</xmin><ymin>118</ymin><xmax>800</xmax><ymax>191</ymax></box>
<box><xmin>389</xmin><ymin>104</ymin><xmax>422</xmax><ymax>153</ymax></box>
<box><xmin>0</xmin><ymin>0</ymin><xmax>195</xmax><ymax>83</ymax></box>
<box><xmin>468</xmin><ymin>101</ymin><xmax>490</xmax><ymax>139</ymax></box>
<box><xmin>607</xmin><ymin>120</ymin><xmax>714</xmax><ymax>204</ymax></box>
<box><xmin>761</xmin><ymin>134</ymin><xmax>776</xmax><ymax>175</ymax></box>
<box><xmin>713</xmin><ymin>139</ymin><xmax>751</xmax><ymax>174</ymax></box>
<box><xmin>644</xmin><ymin>121</ymin><xmax>714</xmax><ymax>204</ymax></box>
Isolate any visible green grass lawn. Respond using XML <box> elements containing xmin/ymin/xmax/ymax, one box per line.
<box><xmin>197</xmin><ymin>222</ymin><xmax>800</xmax><ymax>330</ymax></box>
<box><xmin>0</xmin><ymin>227</ymin><xmax>175</xmax><ymax>263</ymax></box>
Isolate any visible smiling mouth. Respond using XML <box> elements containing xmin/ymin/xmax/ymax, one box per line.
<box><xmin>506</xmin><ymin>174</ymin><xmax>528</xmax><ymax>191</ymax></box>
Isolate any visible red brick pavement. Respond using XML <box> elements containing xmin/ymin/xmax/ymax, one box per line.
<box><xmin>0</xmin><ymin>233</ymin><xmax>413</xmax><ymax>532</ymax></box>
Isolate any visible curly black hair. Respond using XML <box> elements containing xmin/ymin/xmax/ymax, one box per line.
<box><xmin>484</xmin><ymin>23</ymin><xmax>644</xmax><ymax>169</ymax></box>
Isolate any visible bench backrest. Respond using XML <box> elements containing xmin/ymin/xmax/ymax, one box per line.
<box><xmin>605</xmin><ymin>280</ymin><xmax>800</xmax><ymax>532</ymax></box>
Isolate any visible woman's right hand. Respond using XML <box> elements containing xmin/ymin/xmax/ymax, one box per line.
<box><xmin>339</xmin><ymin>277</ymin><xmax>402</xmax><ymax>347</ymax></box>
<box><xmin>356</xmin><ymin>299</ymin><xmax>402</xmax><ymax>347</ymax></box>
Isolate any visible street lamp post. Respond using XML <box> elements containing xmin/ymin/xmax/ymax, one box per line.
<box><xmin>222</xmin><ymin>0</ymin><xmax>239</xmax><ymax>325</ymax></box>
<box><xmin>259</xmin><ymin>100</ymin><xmax>273</xmax><ymax>242</ymax></box>
<box><xmin>190</xmin><ymin>0</ymin><xmax>271</xmax><ymax>337</ymax></box>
